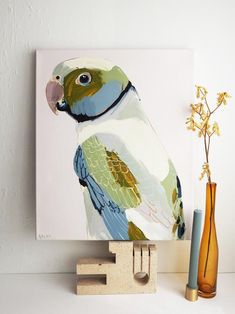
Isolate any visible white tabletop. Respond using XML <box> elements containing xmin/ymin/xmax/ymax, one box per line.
<box><xmin>0</xmin><ymin>273</ymin><xmax>234</xmax><ymax>314</ymax></box>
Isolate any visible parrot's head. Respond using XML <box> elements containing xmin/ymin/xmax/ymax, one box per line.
<box><xmin>45</xmin><ymin>57</ymin><xmax>131</xmax><ymax>122</ymax></box>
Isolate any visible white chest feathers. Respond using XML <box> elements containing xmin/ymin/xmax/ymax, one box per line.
<box><xmin>75</xmin><ymin>89</ymin><xmax>170</xmax><ymax>181</ymax></box>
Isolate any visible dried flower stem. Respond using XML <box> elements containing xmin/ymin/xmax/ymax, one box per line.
<box><xmin>186</xmin><ymin>86</ymin><xmax>230</xmax><ymax>182</ymax></box>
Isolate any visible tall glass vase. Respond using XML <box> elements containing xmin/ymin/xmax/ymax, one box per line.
<box><xmin>198</xmin><ymin>182</ymin><xmax>218</xmax><ymax>298</ymax></box>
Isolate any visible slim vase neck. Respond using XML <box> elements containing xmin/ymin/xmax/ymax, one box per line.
<box><xmin>205</xmin><ymin>182</ymin><xmax>217</xmax><ymax>219</ymax></box>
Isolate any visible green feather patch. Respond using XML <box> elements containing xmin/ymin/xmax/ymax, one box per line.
<box><xmin>82</xmin><ymin>136</ymin><xmax>141</xmax><ymax>209</ymax></box>
<box><xmin>128</xmin><ymin>221</ymin><xmax>148</xmax><ymax>240</ymax></box>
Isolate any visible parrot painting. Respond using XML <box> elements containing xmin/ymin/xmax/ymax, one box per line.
<box><xmin>45</xmin><ymin>57</ymin><xmax>185</xmax><ymax>240</ymax></box>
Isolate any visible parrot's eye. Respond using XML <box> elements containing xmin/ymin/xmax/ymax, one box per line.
<box><xmin>55</xmin><ymin>75</ymin><xmax>61</xmax><ymax>80</ymax></box>
<box><xmin>76</xmin><ymin>72</ymin><xmax>92</xmax><ymax>86</ymax></box>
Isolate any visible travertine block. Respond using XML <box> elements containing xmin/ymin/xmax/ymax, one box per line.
<box><xmin>76</xmin><ymin>241</ymin><xmax>157</xmax><ymax>295</ymax></box>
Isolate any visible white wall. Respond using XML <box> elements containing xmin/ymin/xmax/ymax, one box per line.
<box><xmin>0</xmin><ymin>0</ymin><xmax>234</xmax><ymax>273</ymax></box>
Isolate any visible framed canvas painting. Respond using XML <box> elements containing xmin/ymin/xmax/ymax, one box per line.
<box><xmin>36</xmin><ymin>49</ymin><xmax>193</xmax><ymax>240</ymax></box>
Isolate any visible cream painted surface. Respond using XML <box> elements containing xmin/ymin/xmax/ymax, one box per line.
<box><xmin>36</xmin><ymin>49</ymin><xmax>193</xmax><ymax>240</ymax></box>
<box><xmin>0</xmin><ymin>0</ymin><xmax>235</xmax><ymax>273</ymax></box>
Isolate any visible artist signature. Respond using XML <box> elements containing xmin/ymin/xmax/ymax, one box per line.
<box><xmin>37</xmin><ymin>234</ymin><xmax>52</xmax><ymax>239</ymax></box>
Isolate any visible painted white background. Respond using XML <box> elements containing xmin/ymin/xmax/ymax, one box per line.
<box><xmin>0</xmin><ymin>0</ymin><xmax>234</xmax><ymax>273</ymax></box>
<box><xmin>36</xmin><ymin>49</ymin><xmax>193</xmax><ymax>240</ymax></box>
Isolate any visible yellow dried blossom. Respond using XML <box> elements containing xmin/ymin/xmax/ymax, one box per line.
<box><xmin>199</xmin><ymin>163</ymin><xmax>211</xmax><ymax>180</ymax></box>
<box><xmin>216</xmin><ymin>92</ymin><xmax>231</xmax><ymax>106</ymax></box>
<box><xmin>201</xmin><ymin>111</ymin><xmax>208</xmax><ymax>121</ymax></box>
<box><xmin>191</xmin><ymin>103</ymin><xmax>202</xmax><ymax>114</ymax></box>
<box><xmin>199</xmin><ymin>117</ymin><xmax>210</xmax><ymax>132</ymax></box>
<box><xmin>198</xmin><ymin>129</ymin><xmax>205</xmax><ymax>137</ymax></box>
<box><xmin>206</xmin><ymin>126</ymin><xmax>213</xmax><ymax>136</ymax></box>
<box><xmin>190</xmin><ymin>104</ymin><xmax>196</xmax><ymax>117</ymax></box>
<box><xmin>212</xmin><ymin>122</ymin><xmax>220</xmax><ymax>136</ymax></box>
<box><xmin>196</xmin><ymin>86</ymin><xmax>208</xmax><ymax>100</ymax></box>
<box><xmin>186</xmin><ymin>116</ymin><xmax>197</xmax><ymax>131</ymax></box>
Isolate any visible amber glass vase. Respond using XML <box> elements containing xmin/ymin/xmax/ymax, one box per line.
<box><xmin>198</xmin><ymin>182</ymin><xmax>218</xmax><ymax>298</ymax></box>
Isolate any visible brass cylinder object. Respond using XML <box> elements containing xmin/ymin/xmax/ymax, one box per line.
<box><xmin>185</xmin><ymin>284</ymin><xmax>198</xmax><ymax>302</ymax></box>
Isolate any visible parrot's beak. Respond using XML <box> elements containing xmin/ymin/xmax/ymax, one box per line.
<box><xmin>45</xmin><ymin>80</ymin><xmax>64</xmax><ymax>114</ymax></box>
